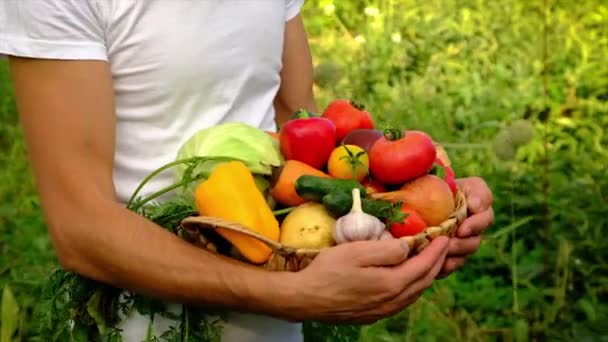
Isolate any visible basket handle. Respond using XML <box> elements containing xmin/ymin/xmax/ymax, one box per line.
<box><xmin>180</xmin><ymin>216</ymin><xmax>321</xmax><ymax>257</ymax></box>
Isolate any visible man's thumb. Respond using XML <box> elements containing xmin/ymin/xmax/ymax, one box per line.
<box><xmin>353</xmin><ymin>238</ymin><xmax>410</xmax><ymax>267</ymax></box>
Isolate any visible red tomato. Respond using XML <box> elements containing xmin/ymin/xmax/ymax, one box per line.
<box><xmin>388</xmin><ymin>205</ymin><xmax>427</xmax><ymax>238</ymax></box>
<box><xmin>369</xmin><ymin>129</ymin><xmax>436</xmax><ymax>185</ymax></box>
<box><xmin>361</xmin><ymin>177</ymin><xmax>386</xmax><ymax>195</ymax></box>
<box><xmin>322</xmin><ymin>99</ymin><xmax>375</xmax><ymax>142</ymax></box>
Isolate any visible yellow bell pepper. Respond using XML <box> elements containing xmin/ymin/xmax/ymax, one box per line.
<box><xmin>194</xmin><ymin>161</ymin><xmax>280</xmax><ymax>264</ymax></box>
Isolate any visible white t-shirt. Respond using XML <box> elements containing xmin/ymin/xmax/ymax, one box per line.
<box><xmin>1</xmin><ymin>1</ymin><xmax>305</xmax><ymax>341</ymax></box>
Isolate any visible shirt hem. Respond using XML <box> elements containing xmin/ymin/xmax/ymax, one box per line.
<box><xmin>0</xmin><ymin>35</ymin><xmax>108</xmax><ymax>61</ymax></box>
<box><xmin>285</xmin><ymin>0</ymin><xmax>305</xmax><ymax>21</ymax></box>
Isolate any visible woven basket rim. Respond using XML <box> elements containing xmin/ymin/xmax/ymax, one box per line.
<box><xmin>180</xmin><ymin>188</ymin><xmax>468</xmax><ymax>259</ymax></box>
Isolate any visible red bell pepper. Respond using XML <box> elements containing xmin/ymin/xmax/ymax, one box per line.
<box><xmin>279</xmin><ymin>109</ymin><xmax>337</xmax><ymax>169</ymax></box>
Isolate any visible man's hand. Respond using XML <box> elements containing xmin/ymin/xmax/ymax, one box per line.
<box><xmin>277</xmin><ymin>236</ymin><xmax>450</xmax><ymax>324</ymax></box>
<box><xmin>438</xmin><ymin>177</ymin><xmax>494</xmax><ymax>278</ymax></box>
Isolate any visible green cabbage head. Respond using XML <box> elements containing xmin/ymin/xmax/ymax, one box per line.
<box><xmin>174</xmin><ymin>122</ymin><xmax>283</xmax><ymax>187</ymax></box>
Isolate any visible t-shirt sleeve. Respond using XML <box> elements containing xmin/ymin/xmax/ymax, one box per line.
<box><xmin>0</xmin><ymin>0</ymin><xmax>108</xmax><ymax>61</ymax></box>
<box><xmin>285</xmin><ymin>0</ymin><xmax>305</xmax><ymax>21</ymax></box>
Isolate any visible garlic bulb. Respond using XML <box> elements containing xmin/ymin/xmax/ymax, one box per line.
<box><xmin>379</xmin><ymin>230</ymin><xmax>394</xmax><ymax>240</ymax></box>
<box><xmin>333</xmin><ymin>188</ymin><xmax>386</xmax><ymax>244</ymax></box>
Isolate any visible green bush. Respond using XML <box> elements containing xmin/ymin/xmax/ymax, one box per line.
<box><xmin>1</xmin><ymin>0</ymin><xmax>607</xmax><ymax>341</ymax></box>
<box><xmin>302</xmin><ymin>1</ymin><xmax>607</xmax><ymax>341</ymax></box>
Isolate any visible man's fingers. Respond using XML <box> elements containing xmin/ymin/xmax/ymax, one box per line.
<box><xmin>351</xmin><ymin>238</ymin><xmax>410</xmax><ymax>267</ymax></box>
<box><xmin>333</xmin><ymin>240</ymin><xmax>449</xmax><ymax>325</ymax></box>
<box><xmin>372</xmin><ymin>289</ymin><xmax>425</xmax><ymax>319</ymax></box>
<box><xmin>427</xmin><ymin>244</ymin><xmax>449</xmax><ymax>279</ymax></box>
<box><xmin>456</xmin><ymin>177</ymin><xmax>493</xmax><ymax>214</ymax></box>
<box><xmin>457</xmin><ymin>206</ymin><xmax>494</xmax><ymax>237</ymax></box>
<box><xmin>447</xmin><ymin>236</ymin><xmax>482</xmax><ymax>256</ymax></box>
<box><xmin>408</xmin><ymin>242</ymin><xmax>449</xmax><ymax>292</ymax></box>
<box><xmin>383</xmin><ymin>247</ymin><xmax>448</xmax><ymax>315</ymax></box>
<box><xmin>437</xmin><ymin>257</ymin><xmax>467</xmax><ymax>279</ymax></box>
<box><xmin>395</xmin><ymin>236</ymin><xmax>449</xmax><ymax>281</ymax></box>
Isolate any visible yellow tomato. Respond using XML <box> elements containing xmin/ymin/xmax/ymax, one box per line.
<box><xmin>327</xmin><ymin>144</ymin><xmax>369</xmax><ymax>182</ymax></box>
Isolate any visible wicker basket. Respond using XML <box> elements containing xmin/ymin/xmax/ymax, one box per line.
<box><xmin>180</xmin><ymin>189</ymin><xmax>468</xmax><ymax>272</ymax></box>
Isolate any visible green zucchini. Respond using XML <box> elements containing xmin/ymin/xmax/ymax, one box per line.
<box><xmin>295</xmin><ymin>175</ymin><xmax>366</xmax><ymax>202</ymax></box>
<box><xmin>322</xmin><ymin>191</ymin><xmax>406</xmax><ymax>225</ymax></box>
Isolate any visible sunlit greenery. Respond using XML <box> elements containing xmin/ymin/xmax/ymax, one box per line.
<box><xmin>1</xmin><ymin>0</ymin><xmax>607</xmax><ymax>341</ymax></box>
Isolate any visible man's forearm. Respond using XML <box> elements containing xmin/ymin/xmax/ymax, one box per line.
<box><xmin>54</xmin><ymin>197</ymin><xmax>296</xmax><ymax>316</ymax></box>
<box><xmin>274</xmin><ymin>13</ymin><xmax>317</xmax><ymax>128</ymax></box>
<box><xmin>274</xmin><ymin>95</ymin><xmax>318</xmax><ymax>127</ymax></box>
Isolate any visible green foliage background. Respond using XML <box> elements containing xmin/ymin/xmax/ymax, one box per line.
<box><xmin>1</xmin><ymin>0</ymin><xmax>607</xmax><ymax>341</ymax></box>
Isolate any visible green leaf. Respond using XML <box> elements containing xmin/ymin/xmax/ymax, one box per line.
<box><xmin>86</xmin><ymin>291</ymin><xmax>107</xmax><ymax>336</ymax></box>
<box><xmin>578</xmin><ymin>298</ymin><xmax>597</xmax><ymax>321</ymax></box>
<box><xmin>1</xmin><ymin>286</ymin><xmax>20</xmax><ymax>342</ymax></box>
<box><xmin>514</xmin><ymin>319</ymin><xmax>529</xmax><ymax>342</ymax></box>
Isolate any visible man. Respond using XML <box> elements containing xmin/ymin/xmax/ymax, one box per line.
<box><xmin>0</xmin><ymin>1</ymin><xmax>494</xmax><ymax>341</ymax></box>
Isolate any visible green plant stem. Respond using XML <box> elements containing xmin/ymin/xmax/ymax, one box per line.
<box><xmin>130</xmin><ymin>175</ymin><xmax>208</xmax><ymax>213</ymax></box>
<box><xmin>338</xmin><ymin>144</ymin><xmax>368</xmax><ymax>179</ymax></box>
<box><xmin>145</xmin><ymin>313</ymin><xmax>155</xmax><ymax>342</ymax></box>
<box><xmin>383</xmin><ymin>127</ymin><xmax>403</xmax><ymax>140</ymax></box>
<box><xmin>510</xmin><ymin>165</ymin><xmax>520</xmax><ymax>315</ymax></box>
<box><xmin>441</xmin><ymin>143</ymin><xmax>488</xmax><ymax>149</ymax></box>
<box><xmin>126</xmin><ymin>156</ymin><xmax>205</xmax><ymax>208</ymax></box>
<box><xmin>292</xmin><ymin>108</ymin><xmax>315</xmax><ymax>119</ymax></box>
<box><xmin>127</xmin><ymin>156</ymin><xmax>240</xmax><ymax>211</ymax></box>
<box><xmin>512</xmin><ymin>230</ymin><xmax>519</xmax><ymax>315</ymax></box>
<box><xmin>184</xmin><ymin>306</ymin><xmax>189</xmax><ymax>342</ymax></box>
<box><xmin>541</xmin><ymin>0</ymin><xmax>552</xmax><ymax>283</ymax></box>
<box><xmin>272</xmin><ymin>207</ymin><xmax>295</xmax><ymax>216</ymax></box>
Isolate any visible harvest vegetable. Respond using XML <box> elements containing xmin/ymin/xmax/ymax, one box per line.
<box><xmin>294</xmin><ymin>175</ymin><xmax>366</xmax><ymax>202</ymax></box>
<box><xmin>368</xmin><ymin>128</ymin><xmax>436</xmax><ymax>185</ymax></box>
<box><xmin>379</xmin><ymin>230</ymin><xmax>394</xmax><ymax>240</ymax></box>
<box><xmin>387</xmin><ymin>205</ymin><xmax>427</xmax><ymax>237</ymax></box>
<box><xmin>321</xmin><ymin>190</ymin><xmax>404</xmax><ymax>225</ymax></box>
<box><xmin>174</xmin><ymin>122</ymin><xmax>283</xmax><ymax>188</ymax></box>
<box><xmin>266</xmin><ymin>131</ymin><xmax>280</xmax><ymax>141</ymax></box>
<box><xmin>341</xmin><ymin>128</ymin><xmax>383</xmax><ymax>152</ymax></box>
<box><xmin>433</xmin><ymin>143</ymin><xmax>458</xmax><ymax>195</ymax></box>
<box><xmin>269</xmin><ymin>160</ymin><xmax>330</xmax><ymax>206</ymax></box>
<box><xmin>327</xmin><ymin>144</ymin><xmax>369</xmax><ymax>181</ymax></box>
<box><xmin>434</xmin><ymin>158</ymin><xmax>458</xmax><ymax>196</ymax></box>
<box><xmin>332</xmin><ymin>188</ymin><xmax>385</xmax><ymax>244</ymax></box>
<box><xmin>371</xmin><ymin>175</ymin><xmax>455</xmax><ymax>226</ymax></box>
<box><xmin>194</xmin><ymin>161</ymin><xmax>280</xmax><ymax>264</ymax></box>
<box><xmin>322</xmin><ymin>99</ymin><xmax>375</xmax><ymax>142</ymax></box>
<box><xmin>279</xmin><ymin>202</ymin><xmax>336</xmax><ymax>249</ymax></box>
<box><xmin>361</xmin><ymin>177</ymin><xmax>386</xmax><ymax>195</ymax></box>
<box><xmin>279</xmin><ymin>109</ymin><xmax>337</xmax><ymax>169</ymax></box>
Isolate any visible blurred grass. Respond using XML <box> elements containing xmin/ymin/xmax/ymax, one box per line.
<box><xmin>303</xmin><ymin>0</ymin><xmax>607</xmax><ymax>341</ymax></box>
<box><xmin>1</xmin><ymin>0</ymin><xmax>607</xmax><ymax>341</ymax></box>
<box><xmin>0</xmin><ymin>60</ymin><xmax>58</xmax><ymax>341</ymax></box>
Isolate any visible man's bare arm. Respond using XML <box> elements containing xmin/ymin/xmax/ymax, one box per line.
<box><xmin>274</xmin><ymin>14</ymin><xmax>317</xmax><ymax>127</ymax></box>
<box><xmin>8</xmin><ymin>57</ymin><xmax>293</xmax><ymax>314</ymax></box>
